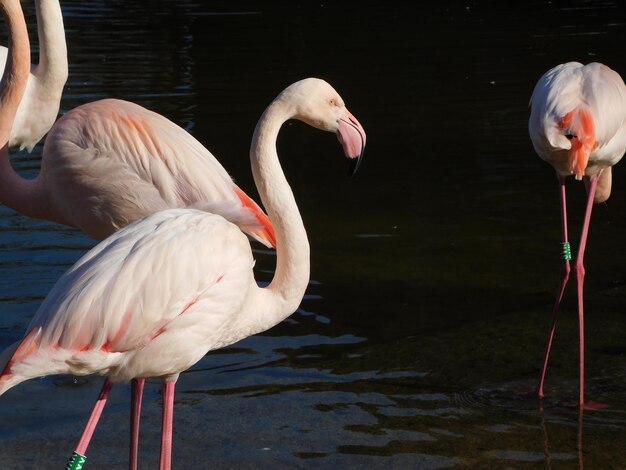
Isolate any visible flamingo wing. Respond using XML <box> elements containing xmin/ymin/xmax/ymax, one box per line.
<box><xmin>1</xmin><ymin>209</ymin><xmax>255</xmax><ymax>386</ymax></box>
<box><xmin>581</xmin><ymin>64</ymin><xmax>626</xmax><ymax>160</ymax></box>
<box><xmin>43</xmin><ymin>99</ymin><xmax>275</xmax><ymax>246</ymax></box>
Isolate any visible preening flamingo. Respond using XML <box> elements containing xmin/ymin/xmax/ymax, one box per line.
<box><xmin>0</xmin><ymin>0</ymin><xmax>274</xmax><ymax>246</ymax></box>
<box><xmin>0</xmin><ymin>58</ymin><xmax>366</xmax><ymax>470</ymax></box>
<box><xmin>0</xmin><ymin>0</ymin><xmax>67</xmax><ymax>150</ymax></box>
<box><xmin>529</xmin><ymin>62</ymin><xmax>626</xmax><ymax>408</ymax></box>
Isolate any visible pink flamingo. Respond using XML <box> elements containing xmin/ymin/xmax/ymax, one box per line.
<box><xmin>0</xmin><ymin>0</ymin><xmax>274</xmax><ymax>246</ymax></box>
<box><xmin>0</xmin><ymin>8</ymin><xmax>367</xmax><ymax>469</ymax></box>
<box><xmin>0</xmin><ymin>0</ymin><xmax>275</xmax><ymax>467</ymax></box>
<box><xmin>0</xmin><ymin>0</ymin><xmax>67</xmax><ymax>151</ymax></box>
<box><xmin>529</xmin><ymin>62</ymin><xmax>626</xmax><ymax>408</ymax></box>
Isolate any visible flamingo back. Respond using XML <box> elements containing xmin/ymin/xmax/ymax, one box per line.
<box><xmin>41</xmin><ymin>99</ymin><xmax>275</xmax><ymax>245</ymax></box>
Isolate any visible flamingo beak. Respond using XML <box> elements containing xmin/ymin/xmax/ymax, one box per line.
<box><xmin>337</xmin><ymin>109</ymin><xmax>366</xmax><ymax>176</ymax></box>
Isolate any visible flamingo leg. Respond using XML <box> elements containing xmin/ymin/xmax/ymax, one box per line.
<box><xmin>159</xmin><ymin>380</ymin><xmax>176</xmax><ymax>470</ymax></box>
<box><xmin>574</xmin><ymin>173</ymin><xmax>598</xmax><ymax>408</ymax></box>
<box><xmin>66</xmin><ymin>378</ymin><xmax>113</xmax><ymax>468</ymax></box>
<box><xmin>129</xmin><ymin>378</ymin><xmax>145</xmax><ymax>470</ymax></box>
<box><xmin>537</xmin><ymin>174</ymin><xmax>571</xmax><ymax>398</ymax></box>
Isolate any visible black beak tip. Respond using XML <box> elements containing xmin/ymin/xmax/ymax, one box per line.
<box><xmin>348</xmin><ymin>149</ymin><xmax>365</xmax><ymax>177</ymax></box>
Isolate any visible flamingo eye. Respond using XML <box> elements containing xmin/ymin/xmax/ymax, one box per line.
<box><xmin>329</xmin><ymin>98</ymin><xmax>338</xmax><ymax>107</ymax></box>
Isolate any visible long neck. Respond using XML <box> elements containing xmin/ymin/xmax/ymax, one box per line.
<box><xmin>251</xmin><ymin>99</ymin><xmax>311</xmax><ymax>318</ymax></box>
<box><xmin>0</xmin><ymin>0</ymin><xmax>30</xmax><ymax>141</ymax></box>
<box><xmin>0</xmin><ymin>0</ymin><xmax>48</xmax><ymax>219</ymax></box>
<box><xmin>33</xmin><ymin>0</ymin><xmax>67</xmax><ymax>84</ymax></box>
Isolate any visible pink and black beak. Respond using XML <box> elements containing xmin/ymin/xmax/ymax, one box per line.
<box><xmin>337</xmin><ymin>109</ymin><xmax>366</xmax><ymax>176</ymax></box>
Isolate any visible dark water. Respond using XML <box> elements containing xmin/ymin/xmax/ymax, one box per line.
<box><xmin>1</xmin><ymin>1</ymin><xmax>626</xmax><ymax>468</ymax></box>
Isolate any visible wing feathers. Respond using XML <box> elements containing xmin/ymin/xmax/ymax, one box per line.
<box><xmin>7</xmin><ymin>211</ymin><xmax>252</xmax><ymax>378</ymax></box>
<box><xmin>46</xmin><ymin>99</ymin><xmax>274</xmax><ymax>243</ymax></box>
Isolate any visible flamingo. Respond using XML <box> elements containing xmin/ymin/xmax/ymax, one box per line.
<box><xmin>529</xmin><ymin>61</ymin><xmax>626</xmax><ymax>408</ymax></box>
<box><xmin>0</xmin><ymin>8</ymin><xmax>367</xmax><ymax>468</ymax></box>
<box><xmin>0</xmin><ymin>0</ymin><xmax>67</xmax><ymax>151</ymax></box>
<box><xmin>0</xmin><ymin>76</ymin><xmax>365</xmax><ymax>468</ymax></box>
<box><xmin>0</xmin><ymin>0</ymin><xmax>274</xmax><ymax>247</ymax></box>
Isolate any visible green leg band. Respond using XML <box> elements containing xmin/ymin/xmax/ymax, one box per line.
<box><xmin>65</xmin><ymin>452</ymin><xmax>87</xmax><ymax>470</ymax></box>
<box><xmin>562</xmin><ymin>241</ymin><xmax>572</xmax><ymax>261</ymax></box>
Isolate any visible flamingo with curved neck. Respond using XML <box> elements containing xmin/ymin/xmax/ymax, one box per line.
<box><xmin>0</xmin><ymin>2</ymin><xmax>367</xmax><ymax>461</ymax></box>
<box><xmin>0</xmin><ymin>0</ymin><xmax>67</xmax><ymax>150</ymax></box>
<box><xmin>0</xmin><ymin>75</ymin><xmax>365</xmax><ymax>468</ymax></box>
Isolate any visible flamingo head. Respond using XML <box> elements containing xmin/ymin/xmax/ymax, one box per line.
<box><xmin>552</xmin><ymin>107</ymin><xmax>597</xmax><ymax>180</ymax></box>
<box><xmin>280</xmin><ymin>78</ymin><xmax>367</xmax><ymax>175</ymax></box>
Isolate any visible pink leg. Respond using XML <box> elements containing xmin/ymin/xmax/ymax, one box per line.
<box><xmin>129</xmin><ymin>378</ymin><xmax>145</xmax><ymax>470</ymax></box>
<box><xmin>68</xmin><ymin>378</ymin><xmax>113</xmax><ymax>467</ymax></box>
<box><xmin>537</xmin><ymin>174</ymin><xmax>571</xmax><ymax>398</ymax></box>
<box><xmin>159</xmin><ymin>380</ymin><xmax>176</xmax><ymax>470</ymax></box>
<box><xmin>574</xmin><ymin>174</ymin><xmax>598</xmax><ymax>408</ymax></box>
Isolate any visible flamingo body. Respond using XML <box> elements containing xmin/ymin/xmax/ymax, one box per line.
<box><xmin>529</xmin><ymin>62</ymin><xmax>626</xmax><ymax>180</ymax></box>
<box><xmin>0</xmin><ymin>208</ymin><xmax>255</xmax><ymax>390</ymax></box>
<box><xmin>40</xmin><ymin>99</ymin><xmax>274</xmax><ymax>244</ymax></box>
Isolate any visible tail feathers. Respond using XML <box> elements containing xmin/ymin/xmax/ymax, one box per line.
<box><xmin>0</xmin><ymin>343</ymin><xmax>120</xmax><ymax>396</ymax></box>
<box><xmin>0</xmin><ymin>328</ymin><xmax>41</xmax><ymax>378</ymax></box>
<box><xmin>0</xmin><ymin>341</ymin><xmax>23</xmax><ymax>396</ymax></box>
<box><xmin>0</xmin><ymin>328</ymin><xmax>43</xmax><ymax>396</ymax></box>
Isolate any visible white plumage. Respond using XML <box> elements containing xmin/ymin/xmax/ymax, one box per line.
<box><xmin>1</xmin><ymin>209</ymin><xmax>254</xmax><ymax>389</ymax></box>
<box><xmin>0</xmin><ymin>0</ymin><xmax>67</xmax><ymax>151</ymax></box>
<box><xmin>42</xmin><ymin>99</ymin><xmax>275</xmax><ymax>244</ymax></box>
<box><xmin>529</xmin><ymin>62</ymin><xmax>626</xmax><ymax>179</ymax></box>
<box><xmin>0</xmin><ymin>77</ymin><xmax>367</xmax><ymax>468</ymax></box>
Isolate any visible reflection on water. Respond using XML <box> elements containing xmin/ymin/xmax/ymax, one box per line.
<box><xmin>1</xmin><ymin>0</ymin><xmax>626</xmax><ymax>468</ymax></box>
<box><xmin>3</xmin><ymin>327</ymin><xmax>625</xmax><ymax>468</ymax></box>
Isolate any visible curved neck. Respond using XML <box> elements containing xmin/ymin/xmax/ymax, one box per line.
<box><xmin>33</xmin><ymin>0</ymin><xmax>67</xmax><ymax>84</ymax></box>
<box><xmin>251</xmin><ymin>99</ymin><xmax>310</xmax><ymax>316</ymax></box>
<box><xmin>0</xmin><ymin>0</ymin><xmax>48</xmax><ymax>219</ymax></box>
<box><xmin>0</xmin><ymin>157</ymin><xmax>48</xmax><ymax>219</ymax></box>
<box><xmin>0</xmin><ymin>0</ymin><xmax>31</xmax><ymax>141</ymax></box>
